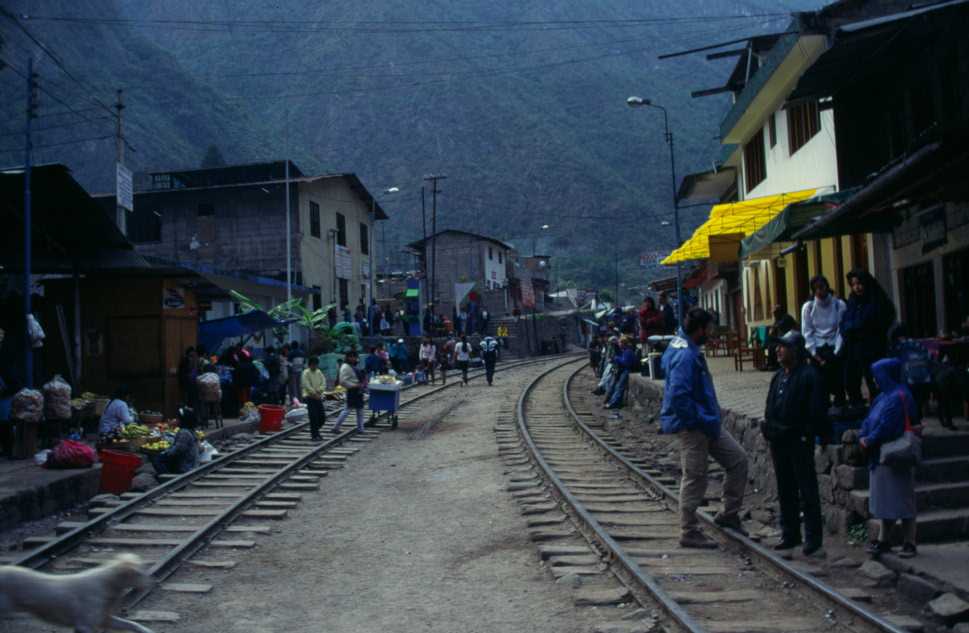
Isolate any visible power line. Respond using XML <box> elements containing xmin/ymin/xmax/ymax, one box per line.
<box><xmin>0</xmin><ymin>115</ymin><xmax>114</xmax><ymax>137</ymax></box>
<box><xmin>21</xmin><ymin>13</ymin><xmax>792</xmax><ymax>35</ymax></box>
<box><xmin>0</xmin><ymin>134</ymin><xmax>111</xmax><ymax>153</ymax></box>
<box><xmin>1</xmin><ymin>8</ymin><xmax>119</xmax><ymax>121</ymax></box>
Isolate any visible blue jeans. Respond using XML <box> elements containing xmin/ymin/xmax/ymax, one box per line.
<box><xmin>606</xmin><ymin>370</ymin><xmax>629</xmax><ymax>408</ymax></box>
<box><xmin>333</xmin><ymin>405</ymin><xmax>364</xmax><ymax>432</ymax></box>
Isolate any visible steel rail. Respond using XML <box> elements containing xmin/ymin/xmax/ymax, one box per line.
<box><xmin>13</xmin><ymin>354</ymin><xmax>563</xmax><ymax>571</ymax></box>
<box><xmin>126</xmin><ymin>353</ymin><xmax>579</xmax><ymax>608</ymax></box>
<box><xmin>516</xmin><ymin>358</ymin><xmax>708</xmax><ymax>633</ymax></box>
<box><xmin>560</xmin><ymin>366</ymin><xmax>909</xmax><ymax>633</ymax></box>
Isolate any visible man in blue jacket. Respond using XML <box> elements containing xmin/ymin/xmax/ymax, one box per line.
<box><xmin>661</xmin><ymin>308</ymin><xmax>749</xmax><ymax>548</ymax></box>
<box><xmin>605</xmin><ymin>336</ymin><xmax>637</xmax><ymax>410</ymax></box>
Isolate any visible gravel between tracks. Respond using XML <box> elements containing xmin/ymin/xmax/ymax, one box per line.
<box><xmin>134</xmin><ymin>360</ymin><xmax>604</xmax><ymax>633</ymax></box>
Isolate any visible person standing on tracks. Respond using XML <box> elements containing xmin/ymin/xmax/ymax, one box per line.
<box><xmin>661</xmin><ymin>307</ymin><xmax>749</xmax><ymax>549</ymax></box>
<box><xmin>332</xmin><ymin>350</ymin><xmax>367</xmax><ymax>434</ymax></box>
<box><xmin>301</xmin><ymin>356</ymin><xmax>327</xmax><ymax>442</ymax></box>
<box><xmin>480</xmin><ymin>336</ymin><xmax>499</xmax><ymax>385</ymax></box>
<box><xmin>763</xmin><ymin>331</ymin><xmax>829</xmax><ymax>556</ymax></box>
<box><xmin>288</xmin><ymin>341</ymin><xmax>306</xmax><ymax>404</ymax></box>
<box><xmin>419</xmin><ymin>337</ymin><xmax>438</xmax><ymax>384</ymax></box>
<box><xmin>439</xmin><ymin>336</ymin><xmax>455</xmax><ymax>385</ymax></box>
<box><xmin>454</xmin><ymin>335</ymin><xmax>472</xmax><ymax>386</ymax></box>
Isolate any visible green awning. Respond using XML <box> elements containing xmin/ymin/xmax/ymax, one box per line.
<box><xmin>404</xmin><ymin>288</ymin><xmax>420</xmax><ymax>298</ymax></box>
<box><xmin>740</xmin><ymin>189</ymin><xmax>858</xmax><ymax>259</ymax></box>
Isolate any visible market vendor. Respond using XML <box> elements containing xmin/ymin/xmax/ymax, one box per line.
<box><xmin>99</xmin><ymin>385</ymin><xmax>134</xmax><ymax>437</ymax></box>
<box><xmin>153</xmin><ymin>406</ymin><xmax>200</xmax><ymax>475</ymax></box>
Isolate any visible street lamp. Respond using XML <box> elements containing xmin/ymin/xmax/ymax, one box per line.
<box><xmin>370</xmin><ymin>186</ymin><xmax>399</xmax><ymax>305</ymax></box>
<box><xmin>627</xmin><ymin>95</ymin><xmax>683</xmax><ymax>324</ymax></box>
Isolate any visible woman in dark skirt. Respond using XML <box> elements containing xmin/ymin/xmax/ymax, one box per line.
<box><xmin>859</xmin><ymin>358</ymin><xmax>919</xmax><ymax>558</ymax></box>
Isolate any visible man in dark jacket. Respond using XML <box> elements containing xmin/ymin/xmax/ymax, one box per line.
<box><xmin>658</xmin><ymin>292</ymin><xmax>676</xmax><ymax>334</ymax></box>
<box><xmin>661</xmin><ymin>308</ymin><xmax>749</xmax><ymax>548</ymax></box>
<box><xmin>763</xmin><ymin>330</ymin><xmax>829</xmax><ymax>556</ymax></box>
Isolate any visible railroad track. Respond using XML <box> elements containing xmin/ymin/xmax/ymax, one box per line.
<box><xmin>509</xmin><ymin>359</ymin><xmax>914</xmax><ymax>633</ymax></box>
<box><xmin>8</xmin><ymin>353</ymin><xmax>572</xmax><ymax>621</ymax></box>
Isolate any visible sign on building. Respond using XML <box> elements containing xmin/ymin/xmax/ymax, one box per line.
<box><xmin>521</xmin><ymin>279</ymin><xmax>536</xmax><ymax>309</ymax></box>
<box><xmin>335</xmin><ymin>245</ymin><xmax>353</xmax><ymax>280</ymax></box>
<box><xmin>639</xmin><ymin>251</ymin><xmax>666</xmax><ymax>267</ymax></box>
<box><xmin>116</xmin><ymin>162</ymin><xmax>133</xmax><ymax>212</ymax></box>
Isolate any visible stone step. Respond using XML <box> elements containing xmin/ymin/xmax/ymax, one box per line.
<box><xmin>921</xmin><ymin>431</ymin><xmax>969</xmax><ymax>459</ymax></box>
<box><xmin>868</xmin><ymin>507</ymin><xmax>969</xmax><ymax>543</ymax></box>
<box><xmin>851</xmin><ymin>480</ymin><xmax>969</xmax><ymax>514</ymax></box>
<box><xmin>916</xmin><ymin>455</ymin><xmax>969</xmax><ymax>483</ymax></box>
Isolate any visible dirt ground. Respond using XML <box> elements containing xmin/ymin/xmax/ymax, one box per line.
<box><xmin>127</xmin><ymin>360</ymin><xmax>607</xmax><ymax>633</ymax></box>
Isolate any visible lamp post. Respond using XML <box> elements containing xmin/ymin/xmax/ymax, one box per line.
<box><xmin>627</xmin><ymin>96</ymin><xmax>683</xmax><ymax>323</ymax></box>
<box><xmin>370</xmin><ymin>186</ymin><xmax>399</xmax><ymax>305</ymax></box>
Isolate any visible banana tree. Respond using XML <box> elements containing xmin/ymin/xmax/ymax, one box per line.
<box><xmin>228</xmin><ymin>291</ymin><xmax>358</xmax><ymax>352</ymax></box>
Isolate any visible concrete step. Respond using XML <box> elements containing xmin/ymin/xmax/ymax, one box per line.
<box><xmin>868</xmin><ymin>507</ymin><xmax>969</xmax><ymax>543</ymax></box>
<box><xmin>851</xmin><ymin>480</ymin><xmax>969</xmax><ymax>514</ymax></box>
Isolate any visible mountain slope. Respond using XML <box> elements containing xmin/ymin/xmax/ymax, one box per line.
<box><xmin>0</xmin><ymin>0</ymin><xmax>818</xmax><ymax>292</ymax></box>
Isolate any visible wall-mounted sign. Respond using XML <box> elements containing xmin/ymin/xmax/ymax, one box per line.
<box><xmin>521</xmin><ymin>280</ymin><xmax>536</xmax><ymax>309</ymax></box>
<box><xmin>116</xmin><ymin>162</ymin><xmax>133</xmax><ymax>211</ymax></box>
<box><xmin>335</xmin><ymin>245</ymin><xmax>353</xmax><ymax>280</ymax></box>
<box><xmin>920</xmin><ymin>205</ymin><xmax>947</xmax><ymax>254</ymax></box>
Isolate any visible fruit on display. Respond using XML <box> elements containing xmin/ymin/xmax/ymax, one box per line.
<box><xmin>120</xmin><ymin>424</ymin><xmax>152</xmax><ymax>439</ymax></box>
<box><xmin>141</xmin><ymin>440</ymin><xmax>171</xmax><ymax>452</ymax></box>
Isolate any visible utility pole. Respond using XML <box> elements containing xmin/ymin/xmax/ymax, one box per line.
<box><xmin>420</xmin><ymin>185</ymin><xmax>429</xmax><ymax>308</ymax></box>
<box><xmin>615</xmin><ymin>251</ymin><xmax>620</xmax><ymax>308</ymax></box>
<box><xmin>114</xmin><ymin>89</ymin><xmax>126</xmax><ymax>235</ymax></box>
<box><xmin>423</xmin><ymin>174</ymin><xmax>446</xmax><ymax>315</ymax></box>
<box><xmin>284</xmin><ymin>105</ymin><xmax>293</xmax><ymax>339</ymax></box>
<box><xmin>23</xmin><ymin>57</ymin><xmax>37</xmax><ymax>387</ymax></box>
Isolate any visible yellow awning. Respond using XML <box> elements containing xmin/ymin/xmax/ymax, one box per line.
<box><xmin>662</xmin><ymin>188</ymin><xmax>817</xmax><ymax>265</ymax></box>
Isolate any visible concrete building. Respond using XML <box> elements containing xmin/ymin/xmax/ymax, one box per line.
<box><xmin>120</xmin><ymin>161</ymin><xmax>387</xmax><ymax>319</ymax></box>
<box><xmin>405</xmin><ymin>229</ymin><xmax>513</xmax><ymax>317</ymax></box>
<box><xmin>668</xmin><ymin>14</ymin><xmax>876</xmax><ymax>337</ymax></box>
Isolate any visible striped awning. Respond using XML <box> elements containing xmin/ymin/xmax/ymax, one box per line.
<box><xmin>662</xmin><ymin>188</ymin><xmax>817</xmax><ymax>265</ymax></box>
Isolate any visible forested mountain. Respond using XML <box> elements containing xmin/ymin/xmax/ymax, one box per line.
<box><xmin>0</xmin><ymin>0</ymin><xmax>818</xmax><ymax>294</ymax></box>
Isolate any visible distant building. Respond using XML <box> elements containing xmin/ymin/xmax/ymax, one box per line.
<box><xmin>107</xmin><ymin>160</ymin><xmax>387</xmax><ymax>318</ymax></box>
<box><xmin>405</xmin><ymin>229</ymin><xmax>513</xmax><ymax>317</ymax></box>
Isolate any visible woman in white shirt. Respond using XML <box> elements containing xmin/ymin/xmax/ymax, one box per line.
<box><xmin>800</xmin><ymin>275</ymin><xmax>847</xmax><ymax>412</ymax></box>
<box><xmin>419</xmin><ymin>337</ymin><xmax>437</xmax><ymax>384</ymax></box>
<box><xmin>454</xmin><ymin>336</ymin><xmax>472</xmax><ymax>386</ymax></box>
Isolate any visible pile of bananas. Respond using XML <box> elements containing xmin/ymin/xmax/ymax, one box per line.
<box><xmin>141</xmin><ymin>439</ymin><xmax>171</xmax><ymax>452</ymax></box>
<box><xmin>195</xmin><ymin>430</ymin><xmax>206</xmax><ymax>441</ymax></box>
<box><xmin>120</xmin><ymin>424</ymin><xmax>151</xmax><ymax>439</ymax></box>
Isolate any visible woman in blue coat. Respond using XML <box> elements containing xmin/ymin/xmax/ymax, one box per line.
<box><xmin>859</xmin><ymin>358</ymin><xmax>919</xmax><ymax>558</ymax></box>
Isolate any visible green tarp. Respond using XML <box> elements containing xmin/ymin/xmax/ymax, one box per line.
<box><xmin>740</xmin><ymin>189</ymin><xmax>858</xmax><ymax>259</ymax></box>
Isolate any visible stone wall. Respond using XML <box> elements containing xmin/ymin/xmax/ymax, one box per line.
<box><xmin>627</xmin><ymin>374</ymin><xmax>868</xmax><ymax>535</ymax></box>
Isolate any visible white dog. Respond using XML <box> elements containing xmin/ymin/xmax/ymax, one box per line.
<box><xmin>0</xmin><ymin>553</ymin><xmax>155</xmax><ymax>632</ymax></box>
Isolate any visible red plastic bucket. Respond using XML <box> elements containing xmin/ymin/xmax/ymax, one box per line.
<box><xmin>258</xmin><ymin>404</ymin><xmax>285</xmax><ymax>433</ymax></box>
<box><xmin>98</xmin><ymin>449</ymin><xmax>143</xmax><ymax>495</ymax></box>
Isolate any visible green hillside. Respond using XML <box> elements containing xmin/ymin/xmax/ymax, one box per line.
<box><xmin>0</xmin><ymin>1</ymin><xmax>818</xmax><ymax>295</ymax></box>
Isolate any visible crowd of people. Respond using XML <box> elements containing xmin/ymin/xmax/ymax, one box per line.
<box><xmin>656</xmin><ymin>266</ymin><xmax>962</xmax><ymax>560</ymax></box>
<box><xmin>580</xmin><ymin>268</ymin><xmax>962</xmax><ymax>559</ymax></box>
<box><xmin>586</xmin><ymin>291</ymin><xmax>679</xmax><ymax>417</ymax></box>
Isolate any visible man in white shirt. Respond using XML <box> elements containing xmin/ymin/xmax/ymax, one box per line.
<box><xmin>800</xmin><ymin>275</ymin><xmax>847</xmax><ymax>413</ymax></box>
<box><xmin>454</xmin><ymin>336</ymin><xmax>472</xmax><ymax>386</ymax></box>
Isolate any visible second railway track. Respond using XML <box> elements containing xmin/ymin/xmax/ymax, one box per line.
<box><xmin>509</xmin><ymin>359</ymin><xmax>913</xmax><ymax>633</ymax></box>
<box><xmin>8</xmin><ymin>353</ymin><xmax>573</xmax><ymax>619</ymax></box>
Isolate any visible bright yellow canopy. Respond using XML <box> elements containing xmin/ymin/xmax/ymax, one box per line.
<box><xmin>662</xmin><ymin>188</ymin><xmax>817</xmax><ymax>265</ymax></box>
